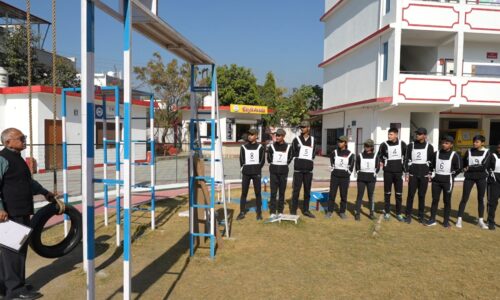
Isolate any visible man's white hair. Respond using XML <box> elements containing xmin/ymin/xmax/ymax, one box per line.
<box><xmin>1</xmin><ymin>128</ymin><xmax>19</xmax><ymax>145</ymax></box>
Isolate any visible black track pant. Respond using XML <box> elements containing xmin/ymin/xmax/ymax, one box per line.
<box><xmin>291</xmin><ymin>171</ymin><xmax>313</xmax><ymax>213</ymax></box>
<box><xmin>0</xmin><ymin>216</ymin><xmax>30</xmax><ymax>299</ymax></box>
<box><xmin>240</xmin><ymin>174</ymin><xmax>262</xmax><ymax>214</ymax></box>
<box><xmin>270</xmin><ymin>172</ymin><xmax>288</xmax><ymax>214</ymax></box>
<box><xmin>355</xmin><ymin>180</ymin><xmax>375</xmax><ymax>215</ymax></box>
<box><xmin>488</xmin><ymin>181</ymin><xmax>500</xmax><ymax>224</ymax></box>
<box><xmin>328</xmin><ymin>175</ymin><xmax>350</xmax><ymax>213</ymax></box>
<box><xmin>383</xmin><ymin>172</ymin><xmax>403</xmax><ymax>215</ymax></box>
<box><xmin>406</xmin><ymin>175</ymin><xmax>429</xmax><ymax>218</ymax></box>
<box><xmin>458</xmin><ymin>178</ymin><xmax>487</xmax><ymax>218</ymax></box>
<box><xmin>430</xmin><ymin>180</ymin><xmax>453</xmax><ymax>223</ymax></box>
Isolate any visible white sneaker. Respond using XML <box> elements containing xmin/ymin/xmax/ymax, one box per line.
<box><xmin>478</xmin><ymin>219</ymin><xmax>488</xmax><ymax>230</ymax></box>
<box><xmin>456</xmin><ymin>217</ymin><xmax>462</xmax><ymax>229</ymax></box>
<box><xmin>270</xmin><ymin>214</ymin><xmax>277</xmax><ymax>219</ymax></box>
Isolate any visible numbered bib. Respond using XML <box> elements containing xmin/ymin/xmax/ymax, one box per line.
<box><xmin>436</xmin><ymin>151</ymin><xmax>455</xmax><ymax>175</ymax></box>
<box><xmin>271</xmin><ymin>144</ymin><xmax>290</xmax><ymax>166</ymax></box>
<box><xmin>468</xmin><ymin>149</ymin><xmax>488</xmax><ymax>167</ymax></box>
<box><xmin>386</xmin><ymin>141</ymin><xmax>402</xmax><ymax>161</ymax></box>
<box><xmin>494</xmin><ymin>153</ymin><xmax>500</xmax><ymax>173</ymax></box>
<box><xmin>359</xmin><ymin>154</ymin><xmax>376</xmax><ymax>173</ymax></box>
<box><xmin>296</xmin><ymin>136</ymin><xmax>314</xmax><ymax>161</ymax></box>
<box><xmin>333</xmin><ymin>150</ymin><xmax>352</xmax><ymax>171</ymax></box>
<box><xmin>411</xmin><ymin>142</ymin><xmax>428</xmax><ymax>165</ymax></box>
<box><xmin>243</xmin><ymin>144</ymin><xmax>261</xmax><ymax>165</ymax></box>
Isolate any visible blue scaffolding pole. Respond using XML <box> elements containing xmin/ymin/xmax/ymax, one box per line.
<box><xmin>189</xmin><ymin>65</ymin><xmax>230</xmax><ymax>259</ymax></box>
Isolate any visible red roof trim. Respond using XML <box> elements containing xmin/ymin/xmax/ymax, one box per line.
<box><xmin>320</xmin><ymin>0</ymin><xmax>347</xmax><ymax>22</ymax></box>
<box><xmin>0</xmin><ymin>86</ymin><xmax>157</xmax><ymax>107</ymax></box>
<box><xmin>319</xmin><ymin>25</ymin><xmax>391</xmax><ymax>68</ymax></box>
<box><xmin>310</xmin><ymin>97</ymin><xmax>393</xmax><ymax>115</ymax></box>
<box><xmin>178</xmin><ymin>105</ymin><xmax>274</xmax><ymax>113</ymax></box>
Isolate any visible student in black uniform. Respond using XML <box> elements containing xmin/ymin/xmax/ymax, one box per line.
<box><xmin>325</xmin><ymin>136</ymin><xmax>354</xmax><ymax>219</ymax></box>
<box><xmin>426</xmin><ymin>136</ymin><xmax>461</xmax><ymax>228</ymax></box>
<box><xmin>267</xmin><ymin>129</ymin><xmax>293</xmax><ymax>221</ymax></box>
<box><xmin>457</xmin><ymin>135</ymin><xmax>490</xmax><ymax>229</ymax></box>
<box><xmin>404</xmin><ymin>128</ymin><xmax>434</xmax><ymax>224</ymax></box>
<box><xmin>354</xmin><ymin>139</ymin><xmax>380</xmax><ymax>221</ymax></box>
<box><xmin>377</xmin><ymin>127</ymin><xmax>407</xmax><ymax>221</ymax></box>
<box><xmin>291</xmin><ymin>121</ymin><xmax>317</xmax><ymax>218</ymax></box>
<box><xmin>237</xmin><ymin>128</ymin><xmax>266</xmax><ymax>221</ymax></box>
<box><xmin>487</xmin><ymin>143</ymin><xmax>500</xmax><ymax>230</ymax></box>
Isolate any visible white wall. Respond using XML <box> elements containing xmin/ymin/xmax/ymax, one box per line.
<box><xmin>324</xmin><ymin>0</ymin><xmax>380</xmax><ymax>60</ymax></box>
<box><xmin>323</xmin><ymin>38</ymin><xmax>380</xmax><ymax>108</ymax></box>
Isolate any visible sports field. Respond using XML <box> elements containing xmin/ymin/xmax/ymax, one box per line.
<box><xmin>27</xmin><ymin>184</ymin><xmax>500</xmax><ymax>299</ymax></box>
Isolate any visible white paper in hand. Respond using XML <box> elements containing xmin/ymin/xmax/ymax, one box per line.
<box><xmin>0</xmin><ymin>220</ymin><xmax>32</xmax><ymax>251</ymax></box>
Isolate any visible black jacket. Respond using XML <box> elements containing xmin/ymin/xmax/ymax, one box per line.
<box><xmin>377</xmin><ymin>139</ymin><xmax>407</xmax><ymax>173</ymax></box>
<box><xmin>404</xmin><ymin>141</ymin><xmax>434</xmax><ymax>176</ymax></box>
<box><xmin>292</xmin><ymin>135</ymin><xmax>317</xmax><ymax>172</ymax></box>
<box><xmin>0</xmin><ymin>148</ymin><xmax>48</xmax><ymax>216</ymax></box>
<box><xmin>267</xmin><ymin>142</ymin><xmax>293</xmax><ymax>174</ymax></box>
<box><xmin>239</xmin><ymin>142</ymin><xmax>265</xmax><ymax>175</ymax></box>
<box><xmin>356</xmin><ymin>152</ymin><xmax>380</xmax><ymax>182</ymax></box>
<box><xmin>330</xmin><ymin>149</ymin><xmax>355</xmax><ymax>178</ymax></box>
<box><xmin>430</xmin><ymin>149</ymin><xmax>462</xmax><ymax>183</ymax></box>
<box><xmin>462</xmin><ymin>148</ymin><xmax>490</xmax><ymax>180</ymax></box>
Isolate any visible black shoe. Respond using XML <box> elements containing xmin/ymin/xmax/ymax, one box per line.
<box><xmin>303</xmin><ymin>211</ymin><xmax>316</xmax><ymax>218</ymax></box>
<box><xmin>369</xmin><ymin>211</ymin><xmax>375</xmax><ymax>220</ymax></box>
<box><xmin>354</xmin><ymin>214</ymin><xmax>360</xmax><ymax>221</ymax></box>
<box><xmin>256</xmin><ymin>213</ymin><xmax>263</xmax><ymax>221</ymax></box>
<box><xmin>418</xmin><ymin>217</ymin><xmax>425</xmax><ymax>224</ymax></box>
<box><xmin>339</xmin><ymin>212</ymin><xmax>347</xmax><ymax>220</ymax></box>
<box><xmin>443</xmin><ymin>222</ymin><xmax>451</xmax><ymax>229</ymax></box>
<box><xmin>489</xmin><ymin>222</ymin><xmax>496</xmax><ymax>231</ymax></box>
<box><xmin>425</xmin><ymin>219</ymin><xmax>437</xmax><ymax>227</ymax></box>
<box><xmin>11</xmin><ymin>291</ymin><xmax>43</xmax><ymax>300</ymax></box>
<box><xmin>236</xmin><ymin>212</ymin><xmax>246</xmax><ymax>220</ymax></box>
<box><xmin>404</xmin><ymin>216</ymin><xmax>412</xmax><ymax>224</ymax></box>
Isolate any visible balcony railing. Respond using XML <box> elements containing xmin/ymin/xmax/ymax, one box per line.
<box><xmin>466</xmin><ymin>0</ymin><xmax>500</xmax><ymax>6</ymax></box>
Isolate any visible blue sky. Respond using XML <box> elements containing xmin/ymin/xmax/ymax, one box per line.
<box><xmin>4</xmin><ymin>0</ymin><xmax>324</xmax><ymax>89</ymax></box>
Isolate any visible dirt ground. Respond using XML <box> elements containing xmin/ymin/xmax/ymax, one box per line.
<box><xmin>26</xmin><ymin>183</ymin><xmax>500</xmax><ymax>299</ymax></box>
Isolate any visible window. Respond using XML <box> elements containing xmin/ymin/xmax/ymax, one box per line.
<box><xmin>236</xmin><ymin>124</ymin><xmax>251</xmax><ymax>142</ymax></box>
<box><xmin>382</xmin><ymin>42</ymin><xmax>389</xmax><ymax>81</ymax></box>
<box><xmin>96</xmin><ymin>122</ymin><xmax>121</xmax><ymax>149</ymax></box>
<box><xmin>206</xmin><ymin>122</ymin><xmax>218</xmax><ymax>139</ymax></box>
<box><xmin>385</xmin><ymin>0</ymin><xmax>390</xmax><ymax>14</ymax></box>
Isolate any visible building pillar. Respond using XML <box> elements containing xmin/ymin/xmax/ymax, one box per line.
<box><xmin>454</xmin><ymin>31</ymin><xmax>464</xmax><ymax>77</ymax></box>
<box><xmin>482</xmin><ymin>116</ymin><xmax>491</xmax><ymax>145</ymax></box>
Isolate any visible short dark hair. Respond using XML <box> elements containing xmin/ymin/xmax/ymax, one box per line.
<box><xmin>473</xmin><ymin>135</ymin><xmax>485</xmax><ymax>143</ymax></box>
<box><xmin>388</xmin><ymin>127</ymin><xmax>399</xmax><ymax>134</ymax></box>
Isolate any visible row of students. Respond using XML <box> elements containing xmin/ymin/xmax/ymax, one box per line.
<box><xmin>236</xmin><ymin>124</ymin><xmax>499</xmax><ymax>230</ymax></box>
<box><xmin>237</xmin><ymin>121</ymin><xmax>317</xmax><ymax>221</ymax></box>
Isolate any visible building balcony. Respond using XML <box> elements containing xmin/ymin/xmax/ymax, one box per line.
<box><xmin>401</xmin><ymin>0</ymin><xmax>500</xmax><ymax>33</ymax></box>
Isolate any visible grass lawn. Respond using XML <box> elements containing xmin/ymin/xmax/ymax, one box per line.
<box><xmin>27</xmin><ymin>184</ymin><xmax>500</xmax><ymax>299</ymax></box>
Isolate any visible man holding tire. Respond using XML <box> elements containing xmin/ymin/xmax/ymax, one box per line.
<box><xmin>0</xmin><ymin>128</ymin><xmax>60</xmax><ymax>300</ymax></box>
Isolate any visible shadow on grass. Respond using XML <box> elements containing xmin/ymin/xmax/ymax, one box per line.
<box><xmin>105</xmin><ymin>233</ymin><xmax>191</xmax><ymax>300</ymax></box>
<box><xmin>27</xmin><ymin>235</ymin><xmax>112</xmax><ymax>291</ymax></box>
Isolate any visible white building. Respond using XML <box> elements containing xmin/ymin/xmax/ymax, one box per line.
<box><xmin>315</xmin><ymin>0</ymin><xmax>500</xmax><ymax>155</ymax></box>
<box><xmin>0</xmin><ymin>85</ymin><xmax>150</xmax><ymax>172</ymax></box>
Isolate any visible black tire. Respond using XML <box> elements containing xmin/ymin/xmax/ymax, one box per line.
<box><xmin>29</xmin><ymin>202</ymin><xmax>82</xmax><ymax>258</ymax></box>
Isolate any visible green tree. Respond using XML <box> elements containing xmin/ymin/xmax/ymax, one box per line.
<box><xmin>280</xmin><ymin>85</ymin><xmax>318</xmax><ymax>127</ymax></box>
<box><xmin>134</xmin><ymin>53</ymin><xmax>191</xmax><ymax>145</ymax></box>
<box><xmin>40</xmin><ymin>57</ymin><xmax>80</xmax><ymax>87</ymax></box>
<box><xmin>216</xmin><ymin>64</ymin><xmax>260</xmax><ymax>105</ymax></box>
<box><xmin>309</xmin><ymin>85</ymin><xmax>323</xmax><ymax>111</ymax></box>
<box><xmin>0</xmin><ymin>26</ymin><xmax>46</xmax><ymax>86</ymax></box>
<box><xmin>260</xmin><ymin>71</ymin><xmax>283</xmax><ymax>126</ymax></box>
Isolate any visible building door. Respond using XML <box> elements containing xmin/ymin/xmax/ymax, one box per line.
<box><xmin>44</xmin><ymin>119</ymin><xmax>62</xmax><ymax>170</ymax></box>
<box><xmin>326</xmin><ymin>128</ymin><xmax>344</xmax><ymax>155</ymax></box>
<box><xmin>490</xmin><ymin>122</ymin><xmax>500</xmax><ymax>148</ymax></box>
<box><xmin>356</xmin><ymin>128</ymin><xmax>363</xmax><ymax>154</ymax></box>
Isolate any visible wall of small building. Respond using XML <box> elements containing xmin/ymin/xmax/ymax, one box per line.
<box><xmin>324</xmin><ymin>0</ymin><xmax>380</xmax><ymax>60</ymax></box>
